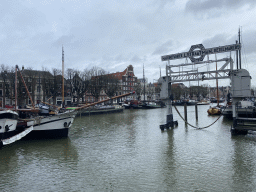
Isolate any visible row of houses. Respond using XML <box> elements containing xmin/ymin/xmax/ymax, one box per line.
<box><xmin>0</xmin><ymin>64</ymin><xmax>234</xmax><ymax>108</ymax></box>
<box><xmin>0</xmin><ymin>65</ymin><xmax>145</xmax><ymax>107</ymax></box>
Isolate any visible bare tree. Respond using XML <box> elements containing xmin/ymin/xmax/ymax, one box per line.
<box><xmin>134</xmin><ymin>82</ymin><xmax>142</xmax><ymax>100</ymax></box>
<box><xmin>66</xmin><ymin>68</ymin><xmax>75</xmax><ymax>100</ymax></box>
<box><xmin>89</xmin><ymin>67</ymin><xmax>106</xmax><ymax>102</ymax></box>
<box><xmin>22</xmin><ymin>67</ymin><xmax>37</xmax><ymax>105</ymax></box>
<box><xmin>49</xmin><ymin>68</ymin><xmax>62</xmax><ymax>105</ymax></box>
<box><xmin>71</xmin><ymin>69</ymin><xmax>90</xmax><ymax>104</ymax></box>
<box><xmin>103</xmin><ymin>73</ymin><xmax>119</xmax><ymax>104</ymax></box>
<box><xmin>41</xmin><ymin>67</ymin><xmax>53</xmax><ymax>102</ymax></box>
<box><xmin>147</xmin><ymin>83</ymin><xmax>154</xmax><ymax>101</ymax></box>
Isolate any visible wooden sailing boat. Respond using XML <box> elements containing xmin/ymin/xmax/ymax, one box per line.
<box><xmin>0</xmin><ymin>67</ymin><xmax>33</xmax><ymax>147</ymax></box>
<box><xmin>16</xmin><ymin>47</ymin><xmax>135</xmax><ymax>139</ymax></box>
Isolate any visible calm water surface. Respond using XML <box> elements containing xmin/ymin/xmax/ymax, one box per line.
<box><xmin>1</xmin><ymin>104</ymin><xmax>256</xmax><ymax>191</ymax></box>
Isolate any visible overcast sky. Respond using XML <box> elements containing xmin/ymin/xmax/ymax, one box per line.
<box><xmin>1</xmin><ymin>0</ymin><xmax>256</xmax><ymax>87</ymax></box>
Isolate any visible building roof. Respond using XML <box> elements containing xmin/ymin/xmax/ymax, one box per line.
<box><xmin>22</xmin><ymin>69</ymin><xmax>53</xmax><ymax>79</ymax></box>
<box><xmin>107</xmin><ymin>65</ymin><xmax>136</xmax><ymax>80</ymax></box>
<box><xmin>172</xmin><ymin>83</ymin><xmax>186</xmax><ymax>88</ymax></box>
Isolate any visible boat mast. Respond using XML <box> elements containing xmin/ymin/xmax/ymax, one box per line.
<box><xmin>143</xmin><ymin>64</ymin><xmax>145</xmax><ymax>102</ymax></box>
<box><xmin>15</xmin><ymin>66</ymin><xmax>17</xmax><ymax>111</ymax></box>
<box><xmin>62</xmin><ymin>46</ymin><xmax>64</xmax><ymax>107</ymax></box>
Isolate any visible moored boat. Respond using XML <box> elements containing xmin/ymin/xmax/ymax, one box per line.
<box><xmin>197</xmin><ymin>100</ymin><xmax>210</xmax><ymax>105</ymax></box>
<box><xmin>141</xmin><ymin>101</ymin><xmax>166</xmax><ymax>109</ymax></box>
<box><xmin>0</xmin><ymin>110</ymin><xmax>19</xmax><ymax>141</ymax></box>
<box><xmin>207</xmin><ymin>106</ymin><xmax>221</xmax><ymax>115</ymax></box>
<box><xmin>221</xmin><ymin>99</ymin><xmax>256</xmax><ymax>119</ymax></box>
<box><xmin>17</xmin><ymin>109</ymin><xmax>77</xmax><ymax>139</ymax></box>
<box><xmin>123</xmin><ymin>100</ymin><xmax>142</xmax><ymax>109</ymax></box>
<box><xmin>0</xmin><ymin>110</ymin><xmax>33</xmax><ymax>147</ymax></box>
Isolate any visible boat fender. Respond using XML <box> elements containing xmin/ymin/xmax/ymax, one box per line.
<box><xmin>5</xmin><ymin>125</ymin><xmax>9</xmax><ymax>132</ymax></box>
<box><xmin>64</xmin><ymin>122</ymin><xmax>68</xmax><ymax>128</ymax></box>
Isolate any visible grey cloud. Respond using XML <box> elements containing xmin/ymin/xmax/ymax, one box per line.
<box><xmin>185</xmin><ymin>0</ymin><xmax>256</xmax><ymax>18</ymax></box>
<box><xmin>130</xmin><ymin>55</ymin><xmax>142</xmax><ymax>63</ymax></box>
<box><xmin>240</xmin><ymin>30</ymin><xmax>256</xmax><ymax>55</ymax></box>
<box><xmin>115</xmin><ymin>54</ymin><xmax>128</xmax><ymax>62</ymax></box>
<box><xmin>202</xmin><ymin>34</ymin><xmax>236</xmax><ymax>48</ymax></box>
<box><xmin>152</xmin><ymin>40</ymin><xmax>173</xmax><ymax>55</ymax></box>
<box><xmin>201</xmin><ymin>30</ymin><xmax>256</xmax><ymax>56</ymax></box>
<box><xmin>152</xmin><ymin>0</ymin><xmax>176</xmax><ymax>11</ymax></box>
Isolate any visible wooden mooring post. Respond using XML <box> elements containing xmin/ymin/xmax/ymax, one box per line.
<box><xmin>195</xmin><ymin>103</ymin><xmax>198</xmax><ymax>120</ymax></box>
<box><xmin>184</xmin><ymin>103</ymin><xmax>187</xmax><ymax>124</ymax></box>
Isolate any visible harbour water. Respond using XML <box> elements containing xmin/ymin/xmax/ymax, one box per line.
<box><xmin>1</xmin><ymin>104</ymin><xmax>256</xmax><ymax>191</ymax></box>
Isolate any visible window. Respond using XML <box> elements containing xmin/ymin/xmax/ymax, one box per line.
<box><xmin>0</xmin><ymin>89</ymin><xmax>2</xmax><ymax>96</ymax></box>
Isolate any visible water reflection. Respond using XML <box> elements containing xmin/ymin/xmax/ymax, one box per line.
<box><xmin>161</xmin><ymin>129</ymin><xmax>177</xmax><ymax>191</ymax></box>
<box><xmin>0</xmin><ymin>138</ymin><xmax>78</xmax><ymax>192</ymax></box>
<box><xmin>1</xmin><ymin>106</ymin><xmax>256</xmax><ymax>191</ymax></box>
<box><xmin>231</xmin><ymin>134</ymin><xmax>256</xmax><ymax>191</ymax></box>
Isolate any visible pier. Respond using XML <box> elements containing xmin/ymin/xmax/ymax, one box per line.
<box><xmin>160</xmin><ymin>30</ymin><xmax>256</xmax><ymax>134</ymax></box>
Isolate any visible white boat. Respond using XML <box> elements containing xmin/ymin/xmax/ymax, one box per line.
<box><xmin>17</xmin><ymin>109</ymin><xmax>77</xmax><ymax>139</ymax></box>
<box><xmin>15</xmin><ymin>59</ymin><xmax>77</xmax><ymax>139</ymax></box>
<box><xmin>16</xmin><ymin>93</ymin><xmax>134</xmax><ymax>139</ymax></box>
<box><xmin>13</xmin><ymin>46</ymin><xmax>135</xmax><ymax>139</ymax></box>
<box><xmin>0</xmin><ymin>110</ymin><xmax>33</xmax><ymax>147</ymax></box>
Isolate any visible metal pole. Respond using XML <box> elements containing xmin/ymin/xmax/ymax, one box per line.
<box><xmin>215</xmin><ymin>54</ymin><xmax>219</xmax><ymax>106</ymax></box>
<box><xmin>236</xmin><ymin>40</ymin><xmax>239</xmax><ymax>69</ymax></box>
<box><xmin>166</xmin><ymin>61</ymin><xmax>173</xmax><ymax>127</ymax></box>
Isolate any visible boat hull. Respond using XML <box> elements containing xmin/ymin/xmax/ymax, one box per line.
<box><xmin>0</xmin><ymin>110</ymin><xmax>19</xmax><ymax>140</ymax></box>
<box><xmin>141</xmin><ymin>105</ymin><xmax>163</xmax><ymax>109</ymax></box>
<box><xmin>23</xmin><ymin>127</ymin><xmax>69</xmax><ymax>139</ymax></box>
<box><xmin>20</xmin><ymin>110</ymin><xmax>77</xmax><ymax>139</ymax></box>
<box><xmin>222</xmin><ymin>108</ymin><xmax>256</xmax><ymax>119</ymax></box>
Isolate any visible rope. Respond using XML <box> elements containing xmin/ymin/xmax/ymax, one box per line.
<box><xmin>173</xmin><ymin>104</ymin><xmax>227</xmax><ymax>129</ymax></box>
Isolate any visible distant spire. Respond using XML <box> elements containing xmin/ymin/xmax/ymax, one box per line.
<box><xmin>159</xmin><ymin>65</ymin><xmax>161</xmax><ymax>77</ymax></box>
